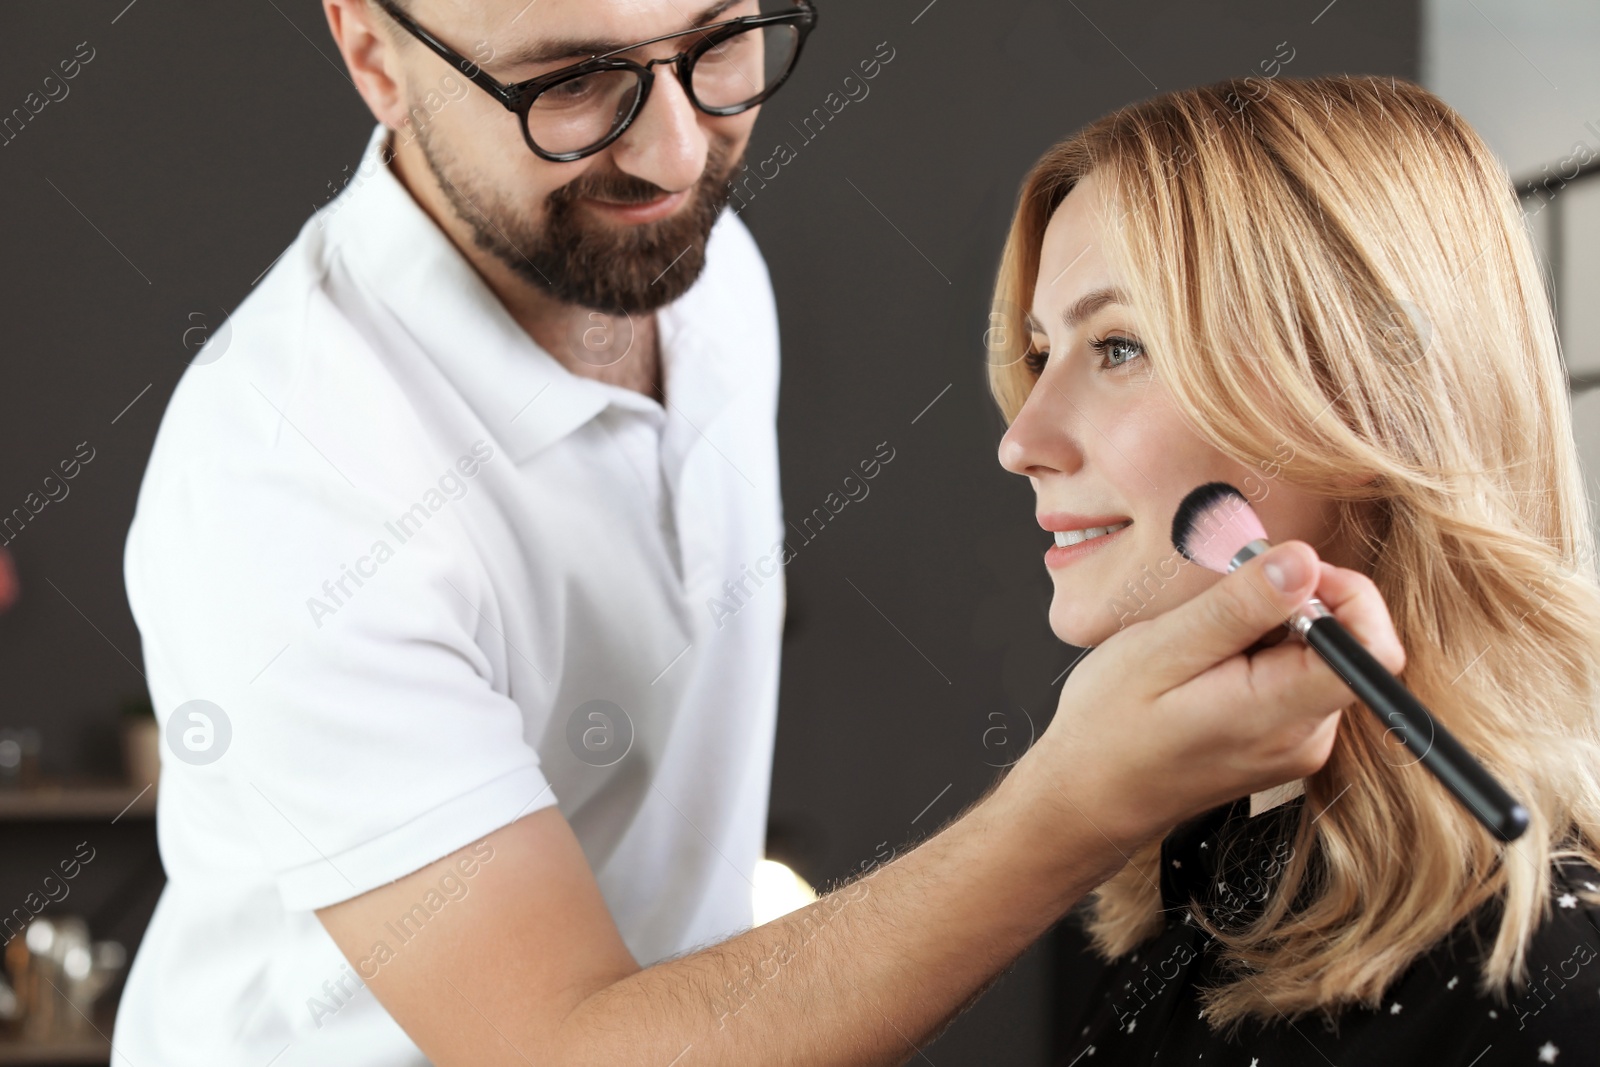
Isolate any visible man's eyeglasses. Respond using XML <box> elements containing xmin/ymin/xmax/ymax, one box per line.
<box><xmin>370</xmin><ymin>0</ymin><xmax>818</xmax><ymax>163</ymax></box>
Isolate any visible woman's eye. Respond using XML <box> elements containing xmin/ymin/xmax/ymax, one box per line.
<box><xmin>1023</xmin><ymin>348</ymin><xmax>1049</xmax><ymax>376</ymax></box>
<box><xmin>1088</xmin><ymin>334</ymin><xmax>1146</xmax><ymax>370</ymax></box>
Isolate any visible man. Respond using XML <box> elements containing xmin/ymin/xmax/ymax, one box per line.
<box><xmin>114</xmin><ymin>2</ymin><xmax>1380</xmax><ymax>1064</ymax></box>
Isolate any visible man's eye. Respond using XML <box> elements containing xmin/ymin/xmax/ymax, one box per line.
<box><xmin>540</xmin><ymin>74</ymin><xmax>601</xmax><ymax>106</ymax></box>
<box><xmin>1088</xmin><ymin>335</ymin><xmax>1146</xmax><ymax>369</ymax></box>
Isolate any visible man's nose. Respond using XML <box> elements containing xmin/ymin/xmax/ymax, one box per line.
<box><xmin>609</xmin><ymin>66</ymin><xmax>711</xmax><ymax>193</ymax></box>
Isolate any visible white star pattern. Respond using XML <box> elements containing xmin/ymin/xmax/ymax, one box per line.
<box><xmin>1077</xmin><ymin>842</ymin><xmax>1600</xmax><ymax>1061</ymax></box>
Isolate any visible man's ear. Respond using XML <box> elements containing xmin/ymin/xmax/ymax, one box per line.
<box><xmin>323</xmin><ymin>0</ymin><xmax>408</xmax><ymax>129</ymax></box>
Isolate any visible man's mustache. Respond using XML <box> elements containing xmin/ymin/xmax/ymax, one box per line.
<box><xmin>549</xmin><ymin>141</ymin><xmax>736</xmax><ymax>208</ymax></box>
<box><xmin>554</xmin><ymin>170</ymin><xmax>671</xmax><ymax>206</ymax></box>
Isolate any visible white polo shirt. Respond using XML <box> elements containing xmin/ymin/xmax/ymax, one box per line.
<box><xmin>114</xmin><ymin>122</ymin><xmax>786</xmax><ymax>1066</ymax></box>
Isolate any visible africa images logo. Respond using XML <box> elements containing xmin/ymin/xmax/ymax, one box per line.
<box><xmin>305</xmin><ymin>441</ymin><xmax>495</xmax><ymax>629</ymax></box>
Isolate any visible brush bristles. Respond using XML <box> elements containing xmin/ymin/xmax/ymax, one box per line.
<box><xmin>1170</xmin><ymin>482</ymin><xmax>1269</xmax><ymax>573</ymax></box>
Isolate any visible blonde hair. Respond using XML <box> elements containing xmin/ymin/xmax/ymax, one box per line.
<box><xmin>988</xmin><ymin>74</ymin><xmax>1600</xmax><ymax>1034</ymax></box>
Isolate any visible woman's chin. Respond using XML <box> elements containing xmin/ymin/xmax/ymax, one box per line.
<box><xmin>1048</xmin><ymin>600</ymin><xmax>1111</xmax><ymax>649</ymax></box>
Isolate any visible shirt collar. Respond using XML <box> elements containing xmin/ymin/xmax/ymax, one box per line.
<box><xmin>323</xmin><ymin>123</ymin><xmax>699</xmax><ymax>466</ymax></box>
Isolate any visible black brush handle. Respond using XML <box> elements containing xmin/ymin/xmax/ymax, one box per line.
<box><xmin>1302</xmin><ymin>614</ymin><xmax>1528</xmax><ymax>842</ymax></box>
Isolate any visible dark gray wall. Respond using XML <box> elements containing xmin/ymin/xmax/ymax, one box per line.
<box><xmin>0</xmin><ymin>2</ymin><xmax>1416</xmax><ymax>1063</ymax></box>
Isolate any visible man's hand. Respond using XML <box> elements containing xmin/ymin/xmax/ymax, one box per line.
<box><xmin>1021</xmin><ymin>540</ymin><xmax>1406</xmax><ymax>855</ymax></box>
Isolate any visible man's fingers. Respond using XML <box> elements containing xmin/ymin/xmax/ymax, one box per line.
<box><xmin>1311</xmin><ymin>562</ymin><xmax>1407</xmax><ymax>676</ymax></box>
<box><xmin>1211</xmin><ymin>562</ymin><xmax>1406</xmax><ymax>732</ymax></box>
<box><xmin>1145</xmin><ymin>540</ymin><xmax>1321</xmax><ymax>690</ymax></box>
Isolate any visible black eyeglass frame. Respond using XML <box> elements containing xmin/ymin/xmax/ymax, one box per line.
<box><xmin>370</xmin><ymin>0</ymin><xmax>818</xmax><ymax>162</ymax></box>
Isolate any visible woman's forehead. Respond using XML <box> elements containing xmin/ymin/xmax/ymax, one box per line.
<box><xmin>1033</xmin><ymin>207</ymin><xmax>1117</xmax><ymax>330</ymax></box>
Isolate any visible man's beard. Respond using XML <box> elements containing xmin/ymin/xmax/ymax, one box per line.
<box><xmin>412</xmin><ymin>118</ymin><xmax>742</xmax><ymax>316</ymax></box>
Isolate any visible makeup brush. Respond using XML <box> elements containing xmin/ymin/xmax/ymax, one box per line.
<box><xmin>1170</xmin><ymin>481</ymin><xmax>1528</xmax><ymax>843</ymax></box>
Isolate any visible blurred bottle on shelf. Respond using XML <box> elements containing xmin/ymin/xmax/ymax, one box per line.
<box><xmin>2</xmin><ymin>916</ymin><xmax>126</xmax><ymax>1042</ymax></box>
<box><xmin>0</xmin><ymin>545</ymin><xmax>17</xmax><ymax>614</ymax></box>
<box><xmin>0</xmin><ymin>728</ymin><xmax>42</xmax><ymax>790</ymax></box>
<box><xmin>120</xmin><ymin>694</ymin><xmax>160</xmax><ymax>793</ymax></box>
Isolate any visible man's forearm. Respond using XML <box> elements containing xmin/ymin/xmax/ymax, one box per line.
<box><xmin>552</xmin><ymin>758</ymin><xmax>1130</xmax><ymax>1067</ymax></box>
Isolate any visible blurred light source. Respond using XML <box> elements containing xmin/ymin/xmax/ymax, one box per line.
<box><xmin>752</xmin><ymin>858</ymin><xmax>818</xmax><ymax>925</ymax></box>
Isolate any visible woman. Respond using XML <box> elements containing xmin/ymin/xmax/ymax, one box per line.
<box><xmin>988</xmin><ymin>75</ymin><xmax>1600</xmax><ymax>1063</ymax></box>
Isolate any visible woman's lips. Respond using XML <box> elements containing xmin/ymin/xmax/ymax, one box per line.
<box><xmin>1043</xmin><ymin>521</ymin><xmax>1133</xmax><ymax>569</ymax></box>
<box><xmin>584</xmin><ymin>188</ymin><xmax>690</xmax><ymax>224</ymax></box>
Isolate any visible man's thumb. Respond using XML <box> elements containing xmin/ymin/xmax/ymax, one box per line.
<box><xmin>1258</xmin><ymin>541</ymin><xmax>1315</xmax><ymax>600</ymax></box>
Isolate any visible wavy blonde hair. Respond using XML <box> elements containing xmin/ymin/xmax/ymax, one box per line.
<box><xmin>988</xmin><ymin>74</ymin><xmax>1600</xmax><ymax>1034</ymax></box>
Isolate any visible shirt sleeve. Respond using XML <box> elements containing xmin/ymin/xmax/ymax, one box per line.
<box><xmin>128</xmin><ymin>390</ymin><xmax>556</xmax><ymax>913</ymax></box>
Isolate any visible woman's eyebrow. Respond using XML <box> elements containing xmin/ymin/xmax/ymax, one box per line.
<box><xmin>1060</xmin><ymin>286</ymin><xmax>1129</xmax><ymax>330</ymax></box>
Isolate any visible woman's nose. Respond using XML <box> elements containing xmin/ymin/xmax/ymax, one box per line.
<box><xmin>998</xmin><ymin>380</ymin><xmax>1082</xmax><ymax>478</ymax></box>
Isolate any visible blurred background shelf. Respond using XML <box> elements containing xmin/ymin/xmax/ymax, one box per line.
<box><xmin>0</xmin><ymin>1034</ymin><xmax>111</xmax><ymax>1066</ymax></box>
<box><xmin>0</xmin><ymin>784</ymin><xmax>154</xmax><ymax>822</ymax></box>
<box><xmin>0</xmin><ymin>998</ymin><xmax>117</xmax><ymax>1066</ymax></box>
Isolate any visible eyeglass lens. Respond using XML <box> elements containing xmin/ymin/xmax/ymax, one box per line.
<box><xmin>526</xmin><ymin>22</ymin><xmax>801</xmax><ymax>156</ymax></box>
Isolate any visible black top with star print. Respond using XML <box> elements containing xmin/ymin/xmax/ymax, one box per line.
<box><xmin>1056</xmin><ymin>794</ymin><xmax>1600</xmax><ymax>1066</ymax></box>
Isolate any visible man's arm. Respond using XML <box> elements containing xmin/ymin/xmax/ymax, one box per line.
<box><xmin>318</xmin><ymin>541</ymin><xmax>1407</xmax><ymax>1065</ymax></box>
<box><xmin>315</xmin><ymin>753</ymin><xmax>1123</xmax><ymax>1067</ymax></box>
